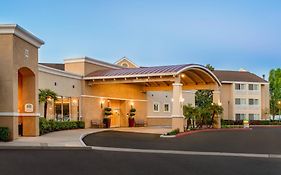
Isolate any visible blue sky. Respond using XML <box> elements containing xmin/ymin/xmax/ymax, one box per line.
<box><xmin>1</xmin><ymin>0</ymin><xmax>281</xmax><ymax>77</ymax></box>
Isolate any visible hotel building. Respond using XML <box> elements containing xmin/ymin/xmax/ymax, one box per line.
<box><xmin>0</xmin><ymin>24</ymin><xmax>270</xmax><ymax>140</ymax></box>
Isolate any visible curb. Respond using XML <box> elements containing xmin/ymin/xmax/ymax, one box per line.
<box><xmin>0</xmin><ymin>145</ymin><xmax>92</xmax><ymax>150</ymax></box>
<box><xmin>176</xmin><ymin>128</ymin><xmax>252</xmax><ymax>138</ymax></box>
<box><xmin>79</xmin><ymin>129</ymin><xmax>109</xmax><ymax>147</ymax></box>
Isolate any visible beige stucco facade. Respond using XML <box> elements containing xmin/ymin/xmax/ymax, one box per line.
<box><xmin>220</xmin><ymin>82</ymin><xmax>270</xmax><ymax>120</ymax></box>
<box><xmin>0</xmin><ymin>24</ymin><xmax>271</xmax><ymax>140</ymax></box>
<box><xmin>0</xmin><ymin>24</ymin><xmax>44</xmax><ymax>140</ymax></box>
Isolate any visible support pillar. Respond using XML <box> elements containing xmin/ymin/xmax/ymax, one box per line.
<box><xmin>212</xmin><ymin>90</ymin><xmax>221</xmax><ymax>129</ymax></box>
<box><xmin>171</xmin><ymin>79</ymin><xmax>184</xmax><ymax>132</ymax></box>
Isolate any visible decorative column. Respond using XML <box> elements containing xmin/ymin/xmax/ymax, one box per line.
<box><xmin>171</xmin><ymin>78</ymin><xmax>184</xmax><ymax>132</ymax></box>
<box><xmin>212</xmin><ymin>90</ymin><xmax>221</xmax><ymax>129</ymax></box>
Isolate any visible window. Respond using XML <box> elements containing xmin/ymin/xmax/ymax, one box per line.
<box><xmin>235</xmin><ymin>98</ymin><xmax>246</xmax><ymax>105</ymax></box>
<box><xmin>153</xmin><ymin>102</ymin><xmax>160</xmax><ymax>112</ymax></box>
<box><xmin>163</xmin><ymin>103</ymin><xmax>170</xmax><ymax>112</ymax></box>
<box><xmin>235</xmin><ymin>114</ymin><xmax>246</xmax><ymax>120</ymax></box>
<box><xmin>249</xmin><ymin>84</ymin><xmax>259</xmax><ymax>91</ymax></box>
<box><xmin>249</xmin><ymin>99</ymin><xmax>259</xmax><ymax>105</ymax></box>
<box><xmin>235</xmin><ymin>84</ymin><xmax>246</xmax><ymax>90</ymax></box>
<box><xmin>249</xmin><ymin>114</ymin><xmax>260</xmax><ymax>120</ymax></box>
<box><xmin>121</xmin><ymin>62</ymin><xmax>129</xmax><ymax>68</ymax></box>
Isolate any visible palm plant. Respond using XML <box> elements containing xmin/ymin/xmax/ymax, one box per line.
<box><xmin>209</xmin><ymin>103</ymin><xmax>223</xmax><ymax>127</ymax></box>
<box><xmin>39</xmin><ymin>89</ymin><xmax>58</xmax><ymax>118</ymax></box>
<box><xmin>183</xmin><ymin>104</ymin><xmax>200</xmax><ymax>129</ymax></box>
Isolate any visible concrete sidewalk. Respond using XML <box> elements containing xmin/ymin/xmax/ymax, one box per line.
<box><xmin>0</xmin><ymin>127</ymin><xmax>171</xmax><ymax>147</ymax></box>
<box><xmin>0</xmin><ymin>129</ymin><xmax>106</xmax><ymax>147</ymax></box>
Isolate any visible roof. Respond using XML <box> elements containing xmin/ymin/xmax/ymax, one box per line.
<box><xmin>64</xmin><ymin>56</ymin><xmax>122</xmax><ymax>69</ymax></box>
<box><xmin>39</xmin><ymin>63</ymin><xmax>65</xmax><ymax>71</ymax></box>
<box><xmin>114</xmin><ymin>57</ymin><xmax>139</xmax><ymax>68</ymax></box>
<box><xmin>86</xmin><ymin>64</ymin><xmax>194</xmax><ymax>77</ymax></box>
<box><xmin>0</xmin><ymin>24</ymin><xmax>44</xmax><ymax>48</ymax></box>
<box><xmin>85</xmin><ymin>64</ymin><xmax>221</xmax><ymax>86</ymax></box>
<box><xmin>213</xmin><ymin>70</ymin><xmax>267</xmax><ymax>83</ymax></box>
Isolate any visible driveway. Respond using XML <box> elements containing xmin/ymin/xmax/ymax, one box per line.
<box><xmin>83</xmin><ymin>127</ymin><xmax>281</xmax><ymax>154</ymax></box>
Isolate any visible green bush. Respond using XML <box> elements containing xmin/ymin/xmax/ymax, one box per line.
<box><xmin>166</xmin><ymin>128</ymin><xmax>180</xmax><ymax>135</ymax></box>
<box><xmin>0</xmin><ymin>127</ymin><xmax>9</xmax><ymax>141</ymax></box>
<box><xmin>221</xmin><ymin>119</ymin><xmax>281</xmax><ymax>126</ymax></box>
<box><xmin>39</xmin><ymin>117</ymin><xmax>85</xmax><ymax>135</ymax></box>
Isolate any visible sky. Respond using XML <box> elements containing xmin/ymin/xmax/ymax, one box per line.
<box><xmin>1</xmin><ymin>0</ymin><xmax>281</xmax><ymax>78</ymax></box>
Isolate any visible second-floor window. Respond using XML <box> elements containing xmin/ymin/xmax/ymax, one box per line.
<box><xmin>235</xmin><ymin>83</ymin><xmax>246</xmax><ymax>90</ymax></box>
<box><xmin>235</xmin><ymin>98</ymin><xmax>247</xmax><ymax>105</ymax></box>
<box><xmin>249</xmin><ymin>99</ymin><xmax>259</xmax><ymax>105</ymax></box>
<box><xmin>249</xmin><ymin>84</ymin><xmax>259</xmax><ymax>91</ymax></box>
<box><xmin>235</xmin><ymin>113</ymin><xmax>246</xmax><ymax>120</ymax></box>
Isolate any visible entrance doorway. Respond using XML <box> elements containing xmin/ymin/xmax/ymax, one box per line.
<box><xmin>111</xmin><ymin>108</ymin><xmax>121</xmax><ymax>127</ymax></box>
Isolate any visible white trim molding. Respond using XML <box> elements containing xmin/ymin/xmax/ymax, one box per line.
<box><xmin>114</xmin><ymin>57</ymin><xmax>139</xmax><ymax>68</ymax></box>
<box><xmin>0</xmin><ymin>24</ymin><xmax>44</xmax><ymax>48</ymax></box>
<box><xmin>147</xmin><ymin>116</ymin><xmax>172</xmax><ymax>119</ymax></box>
<box><xmin>81</xmin><ymin>95</ymin><xmax>147</xmax><ymax>102</ymax></box>
<box><xmin>38</xmin><ymin>64</ymin><xmax>83</xmax><ymax>80</ymax></box>
<box><xmin>222</xmin><ymin>81</ymin><xmax>269</xmax><ymax>84</ymax></box>
<box><xmin>0</xmin><ymin>112</ymin><xmax>40</xmax><ymax>117</ymax></box>
<box><xmin>64</xmin><ymin>57</ymin><xmax>122</xmax><ymax>70</ymax></box>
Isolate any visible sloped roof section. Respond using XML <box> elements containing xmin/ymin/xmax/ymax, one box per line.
<box><xmin>39</xmin><ymin>63</ymin><xmax>65</xmax><ymax>71</ymax></box>
<box><xmin>86</xmin><ymin>64</ymin><xmax>193</xmax><ymax>77</ymax></box>
<box><xmin>213</xmin><ymin>70</ymin><xmax>267</xmax><ymax>83</ymax></box>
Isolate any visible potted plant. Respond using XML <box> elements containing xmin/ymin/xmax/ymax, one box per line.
<box><xmin>103</xmin><ymin>107</ymin><xmax>112</xmax><ymax>128</ymax></box>
<box><xmin>128</xmin><ymin>107</ymin><xmax>136</xmax><ymax>127</ymax></box>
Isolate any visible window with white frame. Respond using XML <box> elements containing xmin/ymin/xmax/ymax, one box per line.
<box><xmin>153</xmin><ymin>102</ymin><xmax>160</xmax><ymax>112</ymax></box>
<box><xmin>121</xmin><ymin>62</ymin><xmax>129</xmax><ymax>68</ymax></box>
<box><xmin>235</xmin><ymin>98</ymin><xmax>247</xmax><ymax>105</ymax></box>
<box><xmin>249</xmin><ymin>84</ymin><xmax>259</xmax><ymax>91</ymax></box>
<box><xmin>249</xmin><ymin>99</ymin><xmax>259</xmax><ymax>105</ymax></box>
<box><xmin>249</xmin><ymin>114</ymin><xmax>260</xmax><ymax>120</ymax></box>
<box><xmin>235</xmin><ymin>83</ymin><xmax>246</xmax><ymax>90</ymax></box>
<box><xmin>163</xmin><ymin>103</ymin><xmax>170</xmax><ymax>112</ymax></box>
<box><xmin>235</xmin><ymin>113</ymin><xmax>246</xmax><ymax>120</ymax></box>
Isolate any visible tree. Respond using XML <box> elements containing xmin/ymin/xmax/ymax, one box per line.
<box><xmin>195</xmin><ymin>64</ymin><xmax>215</xmax><ymax>108</ymax></box>
<box><xmin>39</xmin><ymin>89</ymin><xmax>58</xmax><ymax>118</ymax></box>
<box><xmin>209</xmin><ymin>103</ymin><xmax>223</xmax><ymax>126</ymax></box>
<box><xmin>269</xmin><ymin>68</ymin><xmax>281</xmax><ymax>120</ymax></box>
<box><xmin>183</xmin><ymin>104</ymin><xmax>194</xmax><ymax>129</ymax></box>
<box><xmin>205</xmin><ymin>64</ymin><xmax>215</xmax><ymax>71</ymax></box>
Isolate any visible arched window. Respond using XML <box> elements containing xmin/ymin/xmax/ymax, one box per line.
<box><xmin>121</xmin><ymin>62</ymin><xmax>129</xmax><ymax>68</ymax></box>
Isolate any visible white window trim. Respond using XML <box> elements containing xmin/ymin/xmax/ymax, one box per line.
<box><xmin>153</xmin><ymin>102</ymin><xmax>160</xmax><ymax>112</ymax></box>
<box><xmin>121</xmin><ymin>62</ymin><xmax>129</xmax><ymax>68</ymax></box>
<box><xmin>234</xmin><ymin>98</ymin><xmax>247</xmax><ymax>106</ymax></box>
<box><xmin>163</xmin><ymin>103</ymin><xmax>171</xmax><ymax>112</ymax></box>
<box><xmin>234</xmin><ymin>83</ymin><xmax>247</xmax><ymax>91</ymax></box>
<box><xmin>248</xmin><ymin>84</ymin><xmax>260</xmax><ymax>91</ymax></box>
<box><xmin>248</xmin><ymin>99</ymin><xmax>259</xmax><ymax>106</ymax></box>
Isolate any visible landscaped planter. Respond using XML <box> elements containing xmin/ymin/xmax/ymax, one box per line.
<box><xmin>103</xmin><ymin>118</ymin><xmax>111</xmax><ymax>128</ymax></box>
<box><xmin>128</xmin><ymin>118</ymin><xmax>135</xmax><ymax>127</ymax></box>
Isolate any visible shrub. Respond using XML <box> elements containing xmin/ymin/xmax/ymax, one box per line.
<box><xmin>0</xmin><ymin>127</ymin><xmax>9</xmax><ymax>141</ymax></box>
<box><xmin>39</xmin><ymin>117</ymin><xmax>85</xmax><ymax>135</ymax></box>
<box><xmin>166</xmin><ymin>128</ymin><xmax>180</xmax><ymax>135</ymax></box>
<box><xmin>77</xmin><ymin>121</ymin><xmax>85</xmax><ymax>128</ymax></box>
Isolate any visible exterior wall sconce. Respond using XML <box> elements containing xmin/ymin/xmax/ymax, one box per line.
<box><xmin>180</xmin><ymin>98</ymin><xmax>185</xmax><ymax>102</ymax></box>
<box><xmin>130</xmin><ymin>101</ymin><xmax>134</xmax><ymax>108</ymax></box>
<box><xmin>100</xmin><ymin>99</ymin><xmax>105</xmax><ymax>108</ymax></box>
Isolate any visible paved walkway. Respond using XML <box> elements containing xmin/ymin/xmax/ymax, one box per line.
<box><xmin>0</xmin><ymin>127</ymin><xmax>171</xmax><ymax>147</ymax></box>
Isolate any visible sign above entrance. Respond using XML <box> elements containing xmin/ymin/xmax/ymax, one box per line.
<box><xmin>24</xmin><ymin>103</ymin><xmax>34</xmax><ymax>113</ymax></box>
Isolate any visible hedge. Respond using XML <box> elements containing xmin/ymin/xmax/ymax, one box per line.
<box><xmin>39</xmin><ymin>118</ymin><xmax>85</xmax><ymax>135</ymax></box>
<box><xmin>0</xmin><ymin>127</ymin><xmax>9</xmax><ymax>142</ymax></box>
<box><xmin>221</xmin><ymin>119</ymin><xmax>281</xmax><ymax>126</ymax></box>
